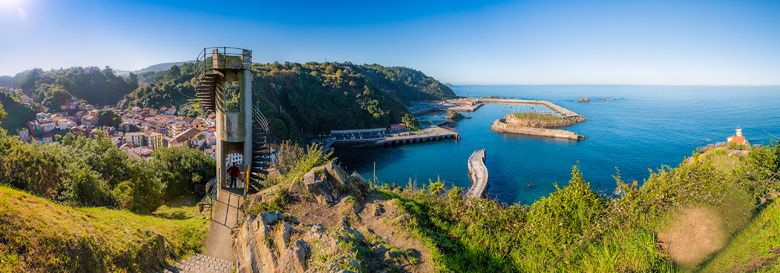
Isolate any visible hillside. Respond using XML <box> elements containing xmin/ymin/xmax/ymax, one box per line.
<box><xmin>0</xmin><ymin>89</ymin><xmax>36</xmax><ymax>131</ymax></box>
<box><xmin>10</xmin><ymin>67</ymin><xmax>137</xmax><ymax>107</ymax></box>
<box><xmin>237</xmin><ymin>141</ymin><xmax>780</xmax><ymax>272</ymax></box>
<box><xmin>120</xmin><ymin>62</ymin><xmax>455</xmax><ymax>139</ymax></box>
<box><xmin>348</xmin><ymin>63</ymin><xmax>457</xmax><ymax>103</ymax></box>
<box><xmin>135</xmin><ymin>61</ymin><xmax>193</xmax><ymax>74</ymax></box>
<box><xmin>0</xmin><ymin>185</ymin><xmax>207</xmax><ymax>272</ymax></box>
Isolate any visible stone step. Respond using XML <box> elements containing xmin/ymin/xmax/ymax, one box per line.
<box><xmin>164</xmin><ymin>253</ymin><xmax>234</xmax><ymax>273</ymax></box>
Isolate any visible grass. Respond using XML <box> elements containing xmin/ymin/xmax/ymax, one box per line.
<box><xmin>510</xmin><ymin>112</ymin><xmax>563</xmax><ymax>122</ymax></box>
<box><xmin>700</xmin><ymin>200</ymin><xmax>780</xmax><ymax>272</ymax></box>
<box><xmin>0</xmin><ymin>185</ymin><xmax>207</xmax><ymax>273</ymax></box>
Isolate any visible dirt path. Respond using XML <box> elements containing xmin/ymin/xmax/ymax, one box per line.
<box><xmin>658</xmin><ymin>207</ymin><xmax>726</xmax><ymax>267</ymax></box>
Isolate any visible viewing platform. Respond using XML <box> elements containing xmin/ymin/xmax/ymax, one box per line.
<box><xmin>466</xmin><ymin>149</ymin><xmax>488</xmax><ymax>199</ymax></box>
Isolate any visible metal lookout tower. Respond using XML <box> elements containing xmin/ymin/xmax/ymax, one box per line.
<box><xmin>195</xmin><ymin>47</ymin><xmax>271</xmax><ymax>196</ymax></box>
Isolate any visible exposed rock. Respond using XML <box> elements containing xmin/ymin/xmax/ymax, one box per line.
<box><xmin>302</xmin><ymin>167</ymin><xmax>340</xmax><ymax>206</ymax></box>
<box><xmin>374</xmin><ymin>204</ymin><xmax>385</xmax><ymax>216</ymax></box>
<box><xmin>325</xmin><ymin>161</ymin><xmax>349</xmax><ymax>190</ymax></box>
<box><xmin>277</xmin><ymin>240</ymin><xmax>310</xmax><ymax>273</ymax></box>
<box><xmin>275</xmin><ymin>222</ymin><xmax>293</xmax><ymax>257</ymax></box>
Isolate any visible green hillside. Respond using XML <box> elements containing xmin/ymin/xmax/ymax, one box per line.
<box><xmin>119</xmin><ymin>62</ymin><xmax>456</xmax><ymax>139</ymax></box>
<box><xmin>0</xmin><ymin>185</ymin><xmax>207</xmax><ymax>273</ymax></box>
<box><xmin>0</xmin><ymin>90</ymin><xmax>36</xmax><ymax>131</ymax></box>
<box><xmin>11</xmin><ymin>67</ymin><xmax>137</xmax><ymax>107</ymax></box>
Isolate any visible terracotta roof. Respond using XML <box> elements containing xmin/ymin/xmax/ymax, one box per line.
<box><xmin>728</xmin><ymin>135</ymin><xmax>746</xmax><ymax>144</ymax></box>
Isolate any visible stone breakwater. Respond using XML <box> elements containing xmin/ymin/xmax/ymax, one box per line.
<box><xmin>491</xmin><ymin>118</ymin><xmax>585</xmax><ymax>141</ymax></box>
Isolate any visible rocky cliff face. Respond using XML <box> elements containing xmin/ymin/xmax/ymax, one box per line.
<box><xmin>234</xmin><ymin>162</ymin><xmax>432</xmax><ymax>273</ymax></box>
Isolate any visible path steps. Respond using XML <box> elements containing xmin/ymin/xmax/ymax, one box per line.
<box><xmin>165</xmin><ymin>254</ymin><xmax>233</xmax><ymax>273</ymax></box>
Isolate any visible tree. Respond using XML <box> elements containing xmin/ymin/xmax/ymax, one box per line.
<box><xmin>0</xmin><ymin>99</ymin><xmax>6</xmax><ymax>121</ymax></box>
<box><xmin>96</xmin><ymin>110</ymin><xmax>121</xmax><ymax>127</ymax></box>
<box><xmin>38</xmin><ymin>84</ymin><xmax>72</xmax><ymax>111</ymax></box>
<box><xmin>401</xmin><ymin>113</ymin><xmax>420</xmax><ymax>131</ymax></box>
<box><xmin>152</xmin><ymin>147</ymin><xmax>216</xmax><ymax>199</ymax></box>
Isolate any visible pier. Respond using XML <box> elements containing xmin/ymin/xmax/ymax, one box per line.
<box><xmin>330</xmin><ymin>127</ymin><xmax>459</xmax><ymax>148</ymax></box>
<box><xmin>466</xmin><ymin>149</ymin><xmax>488</xmax><ymax>199</ymax></box>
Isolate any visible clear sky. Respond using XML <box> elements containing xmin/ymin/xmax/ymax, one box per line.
<box><xmin>1</xmin><ymin>0</ymin><xmax>779</xmax><ymax>85</ymax></box>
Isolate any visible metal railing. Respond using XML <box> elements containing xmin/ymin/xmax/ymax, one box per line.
<box><xmin>195</xmin><ymin>47</ymin><xmax>252</xmax><ymax>74</ymax></box>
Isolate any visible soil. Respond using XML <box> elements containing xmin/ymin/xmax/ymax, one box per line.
<box><xmin>658</xmin><ymin>207</ymin><xmax>726</xmax><ymax>267</ymax></box>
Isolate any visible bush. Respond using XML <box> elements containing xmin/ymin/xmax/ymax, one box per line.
<box><xmin>0</xmin><ymin>133</ymin><xmax>215</xmax><ymax>213</ymax></box>
<box><xmin>151</xmin><ymin>147</ymin><xmax>215</xmax><ymax>199</ymax></box>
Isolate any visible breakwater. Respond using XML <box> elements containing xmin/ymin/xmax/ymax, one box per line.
<box><xmin>491</xmin><ymin>119</ymin><xmax>584</xmax><ymax>141</ymax></box>
<box><xmin>466</xmin><ymin>149</ymin><xmax>488</xmax><ymax>199</ymax></box>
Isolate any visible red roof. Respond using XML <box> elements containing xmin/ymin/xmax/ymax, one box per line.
<box><xmin>728</xmin><ymin>135</ymin><xmax>746</xmax><ymax>144</ymax></box>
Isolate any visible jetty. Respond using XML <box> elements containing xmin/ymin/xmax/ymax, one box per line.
<box><xmin>466</xmin><ymin>149</ymin><xmax>488</xmax><ymax>199</ymax></box>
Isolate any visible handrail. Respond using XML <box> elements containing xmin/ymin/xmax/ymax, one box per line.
<box><xmin>194</xmin><ymin>47</ymin><xmax>252</xmax><ymax>75</ymax></box>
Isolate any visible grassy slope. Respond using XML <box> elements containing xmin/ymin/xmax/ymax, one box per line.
<box><xmin>701</xmin><ymin>200</ymin><xmax>780</xmax><ymax>272</ymax></box>
<box><xmin>0</xmin><ymin>185</ymin><xmax>207</xmax><ymax>273</ymax></box>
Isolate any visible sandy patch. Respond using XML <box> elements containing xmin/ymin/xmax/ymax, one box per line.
<box><xmin>658</xmin><ymin>207</ymin><xmax>726</xmax><ymax>267</ymax></box>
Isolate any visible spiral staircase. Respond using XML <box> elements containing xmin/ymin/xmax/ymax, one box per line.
<box><xmin>194</xmin><ymin>80</ymin><xmax>272</xmax><ymax>194</ymax></box>
<box><xmin>248</xmin><ymin>108</ymin><xmax>272</xmax><ymax>192</ymax></box>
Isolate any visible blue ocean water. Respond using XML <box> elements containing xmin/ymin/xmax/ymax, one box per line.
<box><xmin>336</xmin><ymin>85</ymin><xmax>780</xmax><ymax>204</ymax></box>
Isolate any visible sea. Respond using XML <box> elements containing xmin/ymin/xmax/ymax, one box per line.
<box><xmin>335</xmin><ymin>85</ymin><xmax>780</xmax><ymax>204</ymax></box>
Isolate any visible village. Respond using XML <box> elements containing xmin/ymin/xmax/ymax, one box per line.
<box><xmin>15</xmin><ymin>96</ymin><xmax>226</xmax><ymax>159</ymax></box>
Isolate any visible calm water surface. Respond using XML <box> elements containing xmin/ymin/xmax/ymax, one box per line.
<box><xmin>336</xmin><ymin>85</ymin><xmax>780</xmax><ymax>204</ymax></box>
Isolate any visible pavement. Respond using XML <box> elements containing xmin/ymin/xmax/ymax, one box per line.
<box><xmin>203</xmin><ymin>187</ymin><xmax>244</xmax><ymax>261</ymax></box>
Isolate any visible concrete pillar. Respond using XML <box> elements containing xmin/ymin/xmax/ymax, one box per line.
<box><xmin>242</xmin><ymin>67</ymin><xmax>253</xmax><ymax>192</ymax></box>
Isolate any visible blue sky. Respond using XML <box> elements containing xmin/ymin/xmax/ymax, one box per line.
<box><xmin>1</xmin><ymin>0</ymin><xmax>779</xmax><ymax>84</ymax></box>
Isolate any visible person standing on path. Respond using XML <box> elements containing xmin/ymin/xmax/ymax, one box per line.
<box><xmin>226</xmin><ymin>163</ymin><xmax>241</xmax><ymax>188</ymax></box>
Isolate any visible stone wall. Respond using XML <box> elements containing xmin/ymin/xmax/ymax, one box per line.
<box><xmin>491</xmin><ymin>120</ymin><xmax>583</xmax><ymax>141</ymax></box>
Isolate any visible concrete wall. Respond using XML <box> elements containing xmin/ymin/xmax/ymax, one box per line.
<box><xmin>491</xmin><ymin>120</ymin><xmax>583</xmax><ymax>141</ymax></box>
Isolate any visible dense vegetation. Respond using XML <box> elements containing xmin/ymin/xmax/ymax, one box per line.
<box><xmin>9</xmin><ymin>67</ymin><xmax>137</xmax><ymax>107</ymax></box>
<box><xmin>345</xmin><ymin>63</ymin><xmax>456</xmax><ymax>103</ymax></box>
<box><xmin>0</xmin><ymin>130</ymin><xmax>215</xmax><ymax>213</ymax></box>
<box><xmin>118</xmin><ymin>63</ymin><xmax>199</xmax><ymax>114</ymax></box>
<box><xmin>0</xmin><ymin>89</ymin><xmax>36</xmax><ymax>130</ymax></box>
<box><xmin>119</xmin><ymin>62</ymin><xmax>456</xmax><ymax>139</ymax></box>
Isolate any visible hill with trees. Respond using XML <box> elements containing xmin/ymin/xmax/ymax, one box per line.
<box><xmin>119</xmin><ymin>62</ymin><xmax>456</xmax><ymax>140</ymax></box>
<box><xmin>9</xmin><ymin>67</ymin><xmax>138</xmax><ymax>107</ymax></box>
<box><xmin>0</xmin><ymin>88</ymin><xmax>36</xmax><ymax>131</ymax></box>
